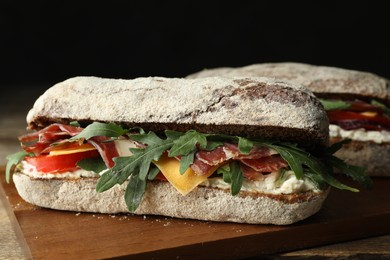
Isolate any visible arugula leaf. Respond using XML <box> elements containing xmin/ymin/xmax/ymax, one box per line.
<box><xmin>130</xmin><ymin>131</ymin><xmax>164</xmax><ymax>146</ymax></box>
<box><xmin>238</xmin><ymin>137</ymin><xmax>253</xmax><ymax>154</ymax></box>
<box><xmin>229</xmin><ymin>161</ymin><xmax>244</xmax><ymax>195</ymax></box>
<box><xmin>325</xmin><ymin>139</ymin><xmax>351</xmax><ymax>155</ymax></box>
<box><xmin>69</xmin><ymin>121</ymin><xmax>81</xmax><ymax>127</ymax></box>
<box><xmin>112</xmin><ymin>140</ymin><xmax>173</xmax><ymax>183</ymax></box>
<box><xmin>303</xmin><ymin>171</ymin><xmax>327</xmax><ymax>190</ymax></box>
<box><xmin>125</xmin><ymin>173</ymin><xmax>146</xmax><ymax>212</ymax></box>
<box><xmin>268</xmin><ymin>143</ymin><xmax>305</xmax><ymax>179</ymax></box>
<box><xmin>217</xmin><ymin>164</ymin><xmax>231</xmax><ymax>183</ymax></box>
<box><xmin>267</xmin><ymin>141</ymin><xmax>372</xmax><ymax>191</ymax></box>
<box><xmin>96</xmin><ymin>131</ymin><xmax>175</xmax><ymax>212</ymax></box>
<box><xmin>324</xmin><ymin>156</ymin><xmax>372</xmax><ymax>189</ymax></box>
<box><xmin>216</xmin><ymin>162</ymin><xmax>243</xmax><ymax>195</ymax></box>
<box><xmin>165</xmin><ymin>130</ymin><xmax>185</xmax><ymax>140</ymax></box>
<box><xmin>315</xmin><ymin>169</ymin><xmax>359</xmax><ymax>192</ymax></box>
<box><xmin>371</xmin><ymin>99</ymin><xmax>390</xmax><ymax>117</ymax></box>
<box><xmin>5</xmin><ymin>151</ymin><xmax>31</xmax><ymax>183</ymax></box>
<box><xmin>179</xmin><ymin>151</ymin><xmax>195</xmax><ymax>174</ymax></box>
<box><xmin>205</xmin><ymin>141</ymin><xmax>223</xmax><ymax>151</ymax></box>
<box><xmin>147</xmin><ymin>164</ymin><xmax>160</xmax><ymax>180</ymax></box>
<box><xmin>274</xmin><ymin>169</ymin><xmax>288</xmax><ymax>188</ymax></box>
<box><xmin>96</xmin><ymin>171</ymin><xmax>119</xmax><ymax>192</ymax></box>
<box><xmin>77</xmin><ymin>157</ymin><xmax>107</xmax><ymax>174</ymax></box>
<box><xmin>168</xmin><ymin>130</ymin><xmax>207</xmax><ymax>157</ymax></box>
<box><xmin>320</xmin><ymin>99</ymin><xmax>351</xmax><ymax>111</ymax></box>
<box><xmin>71</xmin><ymin>122</ymin><xmax>127</xmax><ymax>140</ymax></box>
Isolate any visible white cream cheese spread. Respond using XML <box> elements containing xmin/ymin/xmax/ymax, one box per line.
<box><xmin>330</xmin><ymin>124</ymin><xmax>390</xmax><ymax>143</ymax></box>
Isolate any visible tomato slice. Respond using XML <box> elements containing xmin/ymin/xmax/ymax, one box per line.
<box><xmin>25</xmin><ymin>150</ymin><xmax>100</xmax><ymax>173</ymax></box>
<box><xmin>328</xmin><ymin>110</ymin><xmax>390</xmax><ymax>131</ymax></box>
<box><xmin>347</xmin><ymin>100</ymin><xmax>383</xmax><ymax>113</ymax></box>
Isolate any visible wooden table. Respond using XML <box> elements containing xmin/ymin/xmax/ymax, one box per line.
<box><xmin>0</xmin><ymin>85</ymin><xmax>389</xmax><ymax>259</ymax></box>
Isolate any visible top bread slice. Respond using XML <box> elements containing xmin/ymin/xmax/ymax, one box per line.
<box><xmin>187</xmin><ymin>62</ymin><xmax>390</xmax><ymax>104</ymax></box>
<box><xmin>27</xmin><ymin>76</ymin><xmax>329</xmax><ymax>147</ymax></box>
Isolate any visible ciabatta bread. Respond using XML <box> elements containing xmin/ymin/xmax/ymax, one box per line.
<box><xmin>27</xmin><ymin>76</ymin><xmax>329</xmax><ymax>147</ymax></box>
<box><xmin>13</xmin><ymin>172</ymin><xmax>329</xmax><ymax>225</ymax></box>
<box><xmin>187</xmin><ymin>62</ymin><xmax>390</xmax><ymax>103</ymax></box>
<box><xmin>9</xmin><ymin>75</ymin><xmax>337</xmax><ymax>225</ymax></box>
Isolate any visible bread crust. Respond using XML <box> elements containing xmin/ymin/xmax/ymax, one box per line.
<box><xmin>187</xmin><ymin>63</ymin><xmax>390</xmax><ymax>177</ymax></box>
<box><xmin>187</xmin><ymin>62</ymin><xmax>390</xmax><ymax>104</ymax></box>
<box><xmin>331</xmin><ymin>138</ymin><xmax>390</xmax><ymax>177</ymax></box>
<box><xmin>26</xmin><ymin>76</ymin><xmax>329</xmax><ymax>147</ymax></box>
<box><xmin>12</xmin><ymin>172</ymin><xmax>329</xmax><ymax>225</ymax></box>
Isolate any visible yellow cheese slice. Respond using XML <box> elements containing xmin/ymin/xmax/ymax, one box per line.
<box><xmin>153</xmin><ymin>154</ymin><xmax>217</xmax><ymax>195</ymax></box>
<box><xmin>49</xmin><ymin>143</ymin><xmax>96</xmax><ymax>156</ymax></box>
<box><xmin>360</xmin><ymin>111</ymin><xmax>378</xmax><ymax>117</ymax></box>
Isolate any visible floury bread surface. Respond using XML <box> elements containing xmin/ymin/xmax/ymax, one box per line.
<box><xmin>26</xmin><ymin>76</ymin><xmax>329</xmax><ymax>146</ymax></box>
<box><xmin>13</xmin><ymin>173</ymin><xmax>329</xmax><ymax>225</ymax></box>
<box><xmin>187</xmin><ymin>62</ymin><xmax>390</xmax><ymax>102</ymax></box>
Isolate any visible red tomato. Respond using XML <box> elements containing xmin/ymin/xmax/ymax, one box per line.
<box><xmin>25</xmin><ymin>150</ymin><xmax>100</xmax><ymax>173</ymax></box>
<box><xmin>328</xmin><ymin>110</ymin><xmax>390</xmax><ymax>131</ymax></box>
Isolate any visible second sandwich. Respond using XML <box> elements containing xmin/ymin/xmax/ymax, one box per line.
<box><xmin>187</xmin><ymin>62</ymin><xmax>390</xmax><ymax>177</ymax></box>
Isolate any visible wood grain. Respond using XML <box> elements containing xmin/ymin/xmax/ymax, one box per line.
<box><xmin>1</xmin><ymin>171</ymin><xmax>389</xmax><ymax>260</ymax></box>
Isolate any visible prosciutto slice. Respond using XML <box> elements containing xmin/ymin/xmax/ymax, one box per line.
<box><xmin>191</xmin><ymin>143</ymin><xmax>287</xmax><ymax>176</ymax></box>
<box><xmin>88</xmin><ymin>136</ymin><xmax>119</xmax><ymax>168</ymax></box>
<box><xmin>19</xmin><ymin>123</ymin><xmax>120</xmax><ymax>168</ymax></box>
<box><xmin>241</xmin><ymin>155</ymin><xmax>288</xmax><ymax>172</ymax></box>
<box><xmin>19</xmin><ymin>124</ymin><xmax>83</xmax><ymax>154</ymax></box>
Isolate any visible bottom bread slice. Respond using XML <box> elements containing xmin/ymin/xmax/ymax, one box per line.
<box><xmin>332</xmin><ymin>139</ymin><xmax>390</xmax><ymax>177</ymax></box>
<box><xmin>13</xmin><ymin>172</ymin><xmax>329</xmax><ymax>225</ymax></box>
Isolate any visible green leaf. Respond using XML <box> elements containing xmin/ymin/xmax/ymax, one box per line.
<box><xmin>230</xmin><ymin>161</ymin><xmax>243</xmax><ymax>195</ymax></box>
<box><xmin>273</xmin><ymin>146</ymin><xmax>304</xmax><ymax>179</ymax></box>
<box><xmin>217</xmin><ymin>164</ymin><xmax>231</xmax><ymax>183</ymax></box>
<box><xmin>77</xmin><ymin>157</ymin><xmax>107</xmax><ymax>174</ymax></box>
<box><xmin>238</xmin><ymin>137</ymin><xmax>253</xmax><ymax>154</ymax></box>
<box><xmin>179</xmin><ymin>151</ymin><xmax>195</xmax><ymax>174</ymax></box>
<box><xmin>215</xmin><ymin>161</ymin><xmax>243</xmax><ymax>195</ymax></box>
<box><xmin>165</xmin><ymin>130</ymin><xmax>185</xmax><ymax>140</ymax></box>
<box><xmin>5</xmin><ymin>151</ymin><xmax>30</xmax><ymax>183</ymax></box>
<box><xmin>69</xmin><ymin>121</ymin><xmax>80</xmax><ymax>127</ymax></box>
<box><xmin>325</xmin><ymin>139</ymin><xmax>351</xmax><ymax>155</ymax></box>
<box><xmin>205</xmin><ymin>141</ymin><xmax>223</xmax><ymax>151</ymax></box>
<box><xmin>274</xmin><ymin>169</ymin><xmax>289</xmax><ymax>188</ymax></box>
<box><xmin>317</xmin><ymin>169</ymin><xmax>359</xmax><ymax>192</ymax></box>
<box><xmin>320</xmin><ymin>99</ymin><xmax>351</xmax><ymax>111</ymax></box>
<box><xmin>125</xmin><ymin>173</ymin><xmax>146</xmax><ymax>212</ymax></box>
<box><xmin>325</xmin><ymin>156</ymin><xmax>372</xmax><ymax>189</ymax></box>
<box><xmin>168</xmin><ymin>130</ymin><xmax>207</xmax><ymax>157</ymax></box>
<box><xmin>96</xmin><ymin>171</ymin><xmax>119</xmax><ymax>192</ymax></box>
<box><xmin>147</xmin><ymin>164</ymin><xmax>160</xmax><ymax>180</ymax></box>
<box><xmin>371</xmin><ymin>99</ymin><xmax>390</xmax><ymax>117</ymax></box>
<box><xmin>130</xmin><ymin>131</ymin><xmax>164</xmax><ymax>146</ymax></box>
<box><xmin>71</xmin><ymin>122</ymin><xmax>127</xmax><ymax>140</ymax></box>
<box><xmin>110</xmin><ymin>139</ymin><xmax>173</xmax><ymax>182</ymax></box>
<box><xmin>303</xmin><ymin>171</ymin><xmax>327</xmax><ymax>190</ymax></box>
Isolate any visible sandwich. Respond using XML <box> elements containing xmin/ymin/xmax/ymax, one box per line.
<box><xmin>5</xmin><ymin>76</ymin><xmax>371</xmax><ymax>225</ymax></box>
<box><xmin>187</xmin><ymin>62</ymin><xmax>390</xmax><ymax>177</ymax></box>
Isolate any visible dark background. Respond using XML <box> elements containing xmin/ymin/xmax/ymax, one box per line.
<box><xmin>1</xmin><ymin>1</ymin><xmax>389</xmax><ymax>102</ymax></box>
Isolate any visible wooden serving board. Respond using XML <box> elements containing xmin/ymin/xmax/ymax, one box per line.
<box><xmin>1</xmin><ymin>170</ymin><xmax>389</xmax><ymax>260</ymax></box>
